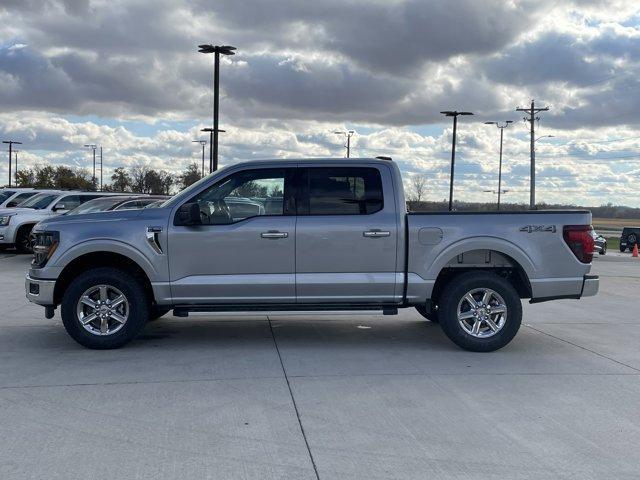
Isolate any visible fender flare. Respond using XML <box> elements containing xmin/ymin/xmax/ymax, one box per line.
<box><xmin>425</xmin><ymin>236</ymin><xmax>538</xmax><ymax>281</ymax></box>
<box><xmin>53</xmin><ymin>239</ymin><xmax>160</xmax><ymax>282</ymax></box>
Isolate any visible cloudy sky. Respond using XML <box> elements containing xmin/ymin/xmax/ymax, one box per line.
<box><xmin>1</xmin><ymin>0</ymin><xmax>639</xmax><ymax>205</ymax></box>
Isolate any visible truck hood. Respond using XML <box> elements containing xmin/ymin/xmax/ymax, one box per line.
<box><xmin>36</xmin><ymin>208</ymin><xmax>145</xmax><ymax>228</ymax></box>
<box><xmin>0</xmin><ymin>207</ymin><xmax>40</xmax><ymax>216</ymax></box>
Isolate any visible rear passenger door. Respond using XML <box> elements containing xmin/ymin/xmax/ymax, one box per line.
<box><xmin>295</xmin><ymin>165</ymin><xmax>399</xmax><ymax>304</ymax></box>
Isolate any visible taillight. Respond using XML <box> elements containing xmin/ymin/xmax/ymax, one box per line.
<box><xmin>563</xmin><ymin>225</ymin><xmax>594</xmax><ymax>263</ymax></box>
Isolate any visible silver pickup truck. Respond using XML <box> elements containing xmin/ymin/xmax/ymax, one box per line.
<box><xmin>25</xmin><ymin>158</ymin><xmax>598</xmax><ymax>351</ymax></box>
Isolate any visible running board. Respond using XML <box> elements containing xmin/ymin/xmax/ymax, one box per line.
<box><xmin>172</xmin><ymin>304</ymin><xmax>399</xmax><ymax>317</ymax></box>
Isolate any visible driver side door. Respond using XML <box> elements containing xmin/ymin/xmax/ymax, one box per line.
<box><xmin>168</xmin><ymin>167</ymin><xmax>297</xmax><ymax>304</ymax></box>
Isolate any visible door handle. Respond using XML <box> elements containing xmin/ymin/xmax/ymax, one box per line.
<box><xmin>261</xmin><ymin>231</ymin><xmax>288</xmax><ymax>239</ymax></box>
<box><xmin>363</xmin><ymin>230</ymin><xmax>391</xmax><ymax>238</ymax></box>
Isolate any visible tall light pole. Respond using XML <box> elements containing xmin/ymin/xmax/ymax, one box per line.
<box><xmin>334</xmin><ymin>130</ymin><xmax>355</xmax><ymax>158</ymax></box>
<box><xmin>440</xmin><ymin>111</ymin><xmax>473</xmax><ymax>211</ymax></box>
<box><xmin>193</xmin><ymin>140</ymin><xmax>207</xmax><ymax>178</ymax></box>
<box><xmin>84</xmin><ymin>144</ymin><xmax>97</xmax><ymax>188</ymax></box>
<box><xmin>99</xmin><ymin>147</ymin><xmax>103</xmax><ymax>191</ymax></box>
<box><xmin>200</xmin><ymin>128</ymin><xmax>225</xmax><ymax>173</ymax></box>
<box><xmin>198</xmin><ymin>44</ymin><xmax>236</xmax><ymax>173</ymax></box>
<box><xmin>484</xmin><ymin>120</ymin><xmax>513</xmax><ymax>210</ymax></box>
<box><xmin>2</xmin><ymin>140</ymin><xmax>21</xmax><ymax>187</ymax></box>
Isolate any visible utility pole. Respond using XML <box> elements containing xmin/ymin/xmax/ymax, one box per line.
<box><xmin>2</xmin><ymin>140</ymin><xmax>22</xmax><ymax>187</ymax></box>
<box><xmin>100</xmin><ymin>147</ymin><xmax>103</xmax><ymax>191</ymax></box>
<box><xmin>516</xmin><ymin>100</ymin><xmax>549</xmax><ymax>209</ymax></box>
<box><xmin>14</xmin><ymin>150</ymin><xmax>18</xmax><ymax>185</ymax></box>
<box><xmin>334</xmin><ymin>130</ymin><xmax>355</xmax><ymax>158</ymax></box>
<box><xmin>84</xmin><ymin>144</ymin><xmax>97</xmax><ymax>188</ymax></box>
<box><xmin>440</xmin><ymin>111</ymin><xmax>473</xmax><ymax>211</ymax></box>
<box><xmin>484</xmin><ymin>120</ymin><xmax>513</xmax><ymax>210</ymax></box>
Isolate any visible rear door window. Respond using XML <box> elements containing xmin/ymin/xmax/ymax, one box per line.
<box><xmin>301</xmin><ymin>167</ymin><xmax>384</xmax><ymax>215</ymax></box>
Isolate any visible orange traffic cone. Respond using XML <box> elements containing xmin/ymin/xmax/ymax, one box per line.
<box><xmin>633</xmin><ymin>244</ymin><xmax>639</xmax><ymax>258</ymax></box>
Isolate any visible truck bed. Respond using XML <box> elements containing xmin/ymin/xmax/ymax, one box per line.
<box><xmin>404</xmin><ymin>210</ymin><xmax>594</xmax><ymax>303</ymax></box>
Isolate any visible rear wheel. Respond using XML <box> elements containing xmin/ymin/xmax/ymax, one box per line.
<box><xmin>61</xmin><ymin>267</ymin><xmax>149</xmax><ymax>349</ymax></box>
<box><xmin>601</xmin><ymin>242</ymin><xmax>607</xmax><ymax>255</ymax></box>
<box><xmin>415</xmin><ymin>304</ymin><xmax>439</xmax><ymax>323</ymax></box>
<box><xmin>438</xmin><ymin>271</ymin><xmax>522</xmax><ymax>352</ymax></box>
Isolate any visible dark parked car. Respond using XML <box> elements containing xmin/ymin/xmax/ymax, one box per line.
<box><xmin>591</xmin><ymin>229</ymin><xmax>607</xmax><ymax>255</ymax></box>
<box><xmin>619</xmin><ymin>227</ymin><xmax>640</xmax><ymax>252</ymax></box>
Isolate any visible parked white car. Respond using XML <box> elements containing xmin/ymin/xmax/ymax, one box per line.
<box><xmin>0</xmin><ymin>188</ymin><xmax>38</xmax><ymax>209</ymax></box>
<box><xmin>0</xmin><ymin>191</ymin><xmax>113</xmax><ymax>252</ymax></box>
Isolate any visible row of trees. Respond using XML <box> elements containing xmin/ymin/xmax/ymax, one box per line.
<box><xmin>12</xmin><ymin>163</ymin><xmax>203</xmax><ymax>194</ymax></box>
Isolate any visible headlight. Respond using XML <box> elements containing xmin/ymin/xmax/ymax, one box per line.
<box><xmin>32</xmin><ymin>231</ymin><xmax>59</xmax><ymax>268</ymax></box>
<box><xmin>0</xmin><ymin>215</ymin><xmax>13</xmax><ymax>226</ymax></box>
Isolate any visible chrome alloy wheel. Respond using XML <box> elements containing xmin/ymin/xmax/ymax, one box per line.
<box><xmin>76</xmin><ymin>285</ymin><xmax>130</xmax><ymax>336</ymax></box>
<box><xmin>457</xmin><ymin>288</ymin><xmax>507</xmax><ymax>338</ymax></box>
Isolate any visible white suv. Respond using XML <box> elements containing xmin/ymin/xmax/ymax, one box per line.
<box><xmin>0</xmin><ymin>188</ymin><xmax>38</xmax><ymax>209</ymax></box>
<box><xmin>0</xmin><ymin>191</ymin><xmax>113</xmax><ymax>252</ymax></box>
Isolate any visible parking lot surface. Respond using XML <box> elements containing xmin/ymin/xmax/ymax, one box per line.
<box><xmin>1</xmin><ymin>252</ymin><xmax>639</xmax><ymax>479</ymax></box>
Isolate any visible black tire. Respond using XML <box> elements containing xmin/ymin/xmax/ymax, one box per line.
<box><xmin>15</xmin><ymin>224</ymin><xmax>34</xmax><ymax>254</ymax></box>
<box><xmin>149</xmin><ymin>306</ymin><xmax>171</xmax><ymax>321</ymax></box>
<box><xmin>438</xmin><ymin>271</ymin><xmax>522</xmax><ymax>352</ymax></box>
<box><xmin>601</xmin><ymin>242</ymin><xmax>607</xmax><ymax>255</ymax></box>
<box><xmin>620</xmin><ymin>244</ymin><xmax>626</xmax><ymax>253</ymax></box>
<box><xmin>415</xmin><ymin>305</ymin><xmax>439</xmax><ymax>323</ymax></box>
<box><xmin>61</xmin><ymin>267</ymin><xmax>149</xmax><ymax>349</ymax></box>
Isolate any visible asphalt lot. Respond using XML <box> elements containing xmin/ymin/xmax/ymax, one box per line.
<box><xmin>1</xmin><ymin>252</ymin><xmax>639</xmax><ymax>479</ymax></box>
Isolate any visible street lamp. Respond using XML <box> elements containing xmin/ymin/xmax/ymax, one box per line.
<box><xmin>83</xmin><ymin>144</ymin><xmax>97</xmax><ymax>188</ymax></box>
<box><xmin>440</xmin><ymin>111</ymin><xmax>473</xmax><ymax>211</ymax></box>
<box><xmin>200</xmin><ymin>128</ymin><xmax>226</xmax><ymax>173</ymax></box>
<box><xmin>535</xmin><ymin>135</ymin><xmax>554</xmax><ymax>142</ymax></box>
<box><xmin>2</xmin><ymin>140</ymin><xmax>22</xmax><ymax>187</ymax></box>
<box><xmin>198</xmin><ymin>44</ymin><xmax>236</xmax><ymax>173</ymax></box>
<box><xmin>192</xmin><ymin>140</ymin><xmax>207</xmax><ymax>178</ymax></box>
<box><xmin>334</xmin><ymin>130</ymin><xmax>355</xmax><ymax>158</ymax></box>
<box><xmin>484</xmin><ymin>120</ymin><xmax>513</xmax><ymax>210</ymax></box>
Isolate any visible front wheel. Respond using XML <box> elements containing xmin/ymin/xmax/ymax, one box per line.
<box><xmin>601</xmin><ymin>242</ymin><xmax>607</xmax><ymax>255</ymax></box>
<box><xmin>15</xmin><ymin>225</ymin><xmax>34</xmax><ymax>254</ymax></box>
<box><xmin>61</xmin><ymin>267</ymin><xmax>149</xmax><ymax>349</ymax></box>
<box><xmin>438</xmin><ymin>271</ymin><xmax>522</xmax><ymax>352</ymax></box>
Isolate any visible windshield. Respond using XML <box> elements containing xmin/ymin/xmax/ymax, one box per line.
<box><xmin>10</xmin><ymin>192</ymin><xmax>37</xmax><ymax>205</ymax></box>
<box><xmin>20</xmin><ymin>193</ymin><xmax>59</xmax><ymax>209</ymax></box>
<box><xmin>67</xmin><ymin>196</ymin><xmax>129</xmax><ymax>215</ymax></box>
<box><xmin>0</xmin><ymin>191</ymin><xmax>16</xmax><ymax>203</ymax></box>
<box><xmin>159</xmin><ymin>164</ymin><xmax>231</xmax><ymax>208</ymax></box>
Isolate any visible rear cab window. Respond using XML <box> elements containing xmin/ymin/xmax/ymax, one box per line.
<box><xmin>299</xmin><ymin>167</ymin><xmax>384</xmax><ymax>215</ymax></box>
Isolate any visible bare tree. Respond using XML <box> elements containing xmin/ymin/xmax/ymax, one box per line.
<box><xmin>411</xmin><ymin>175</ymin><xmax>428</xmax><ymax>203</ymax></box>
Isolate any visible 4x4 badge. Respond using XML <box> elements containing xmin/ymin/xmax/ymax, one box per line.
<box><xmin>520</xmin><ymin>225</ymin><xmax>556</xmax><ymax>233</ymax></box>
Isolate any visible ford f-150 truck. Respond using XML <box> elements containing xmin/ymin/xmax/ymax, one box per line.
<box><xmin>25</xmin><ymin>158</ymin><xmax>599</xmax><ymax>351</ymax></box>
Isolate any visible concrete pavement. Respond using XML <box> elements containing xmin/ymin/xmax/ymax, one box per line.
<box><xmin>0</xmin><ymin>253</ymin><xmax>639</xmax><ymax>479</ymax></box>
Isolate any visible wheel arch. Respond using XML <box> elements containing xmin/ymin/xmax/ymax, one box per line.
<box><xmin>53</xmin><ymin>251</ymin><xmax>154</xmax><ymax>306</ymax></box>
<box><xmin>428</xmin><ymin>242</ymin><xmax>534</xmax><ymax>306</ymax></box>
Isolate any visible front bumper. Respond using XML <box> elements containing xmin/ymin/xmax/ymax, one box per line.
<box><xmin>0</xmin><ymin>225</ymin><xmax>17</xmax><ymax>244</ymax></box>
<box><xmin>25</xmin><ymin>274</ymin><xmax>56</xmax><ymax>306</ymax></box>
<box><xmin>581</xmin><ymin>274</ymin><xmax>599</xmax><ymax>297</ymax></box>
